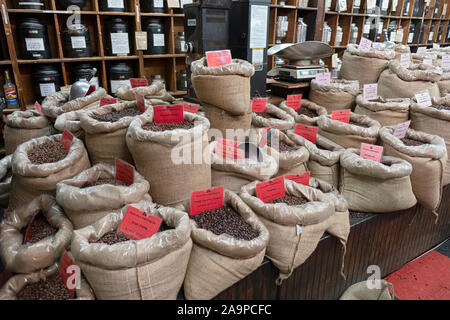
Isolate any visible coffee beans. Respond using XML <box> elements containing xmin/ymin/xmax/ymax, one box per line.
<box><xmin>401</xmin><ymin>137</ymin><xmax>424</xmax><ymax>146</ymax></box>
<box><xmin>256</xmin><ymin>112</ymin><xmax>280</xmax><ymax>119</ymax></box>
<box><xmin>82</xmin><ymin>177</ymin><xmax>129</xmax><ymax>188</ymax></box>
<box><xmin>190</xmin><ymin>206</ymin><xmax>259</xmax><ymax>241</ymax></box>
<box><xmin>430</xmin><ymin>104</ymin><xmax>450</xmax><ymax>111</ymax></box>
<box><xmin>16</xmin><ymin>274</ymin><xmax>71</xmax><ymax>300</ymax></box>
<box><xmin>296</xmin><ymin>107</ymin><xmax>318</xmax><ymax>118</ymax></box>
<box><xmin>27</xmin><ymin>140</ymin><xmax>68</xmax><ymax>165</ymax></box>
<box><xmin>142</xmin><ymin>120</ymin><xmax>194</xmax><ymax>131</ymax></box>
<box><xmin>265</xmin><ymin>194</ymin><xmax>309</xmax><ymax>206</ymax></box>
<box><xmin>95</xmin><ymin>221</ymin><xmax>173</xmax><ymax>244</ymax></box>
<box><xmin>267</xmin><ymin>139</ymin><xmax>297</xmax><ymax>152</ymax></box>
<box><xmin>24</xmin><ymin>213</ymin><xmax>58</xmax><ymax>244</ymax></box>
<box><xmin>92</xmin><ymin>107</ymin><xmax>142</xmax><ymax>122</ymax></box>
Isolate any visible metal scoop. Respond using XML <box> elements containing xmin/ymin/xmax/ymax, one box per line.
<box><xmin>69</xmin><ymin>67</ymin><xmax>97</xmax><ymax>101</ymax></box>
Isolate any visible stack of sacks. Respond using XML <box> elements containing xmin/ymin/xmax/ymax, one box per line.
<box><xmin>354</xmin><ymin>95</ymin><xmax>410</xmax><ymax>127</ymax></box>
<box><xmin>115</xmin><ymin>80</ymin><xmax>175</xmax><ymax>104</ymax></box>
<box><xmin>0</xmin><ymin>155</ymin><xmax>12</xmax><ymax>208</ymax></box>
<box><xmin>278</xmin><ymin>99</ymin><xmax>328</xmax><ymax>126</ymax></box>
<box><xmin>378</xmin><ymin>60</ymin><xmax>442</xmax><ymax>98</ymax></box>
<box><xmin>340</xmin><ymin>44</ymin><xmax>395</xmax><ymax>85</ymax></box>
<box><xmin>191</xmin><ymin>57</ymin><xmax>255</xmax><ymax>140</ymax></box>
<box><xmin>339</xmin><ymin>148</ymin><xmax>417</xmax><ymax>213</ymax></box>
<box><xmin>309</xmin><ymin>79</ymin><xmax>360</xmax><ymax>112</ymax></box>
<box><xmin>316</xmin><ymin>113</ymin><xmax>381</xmax><ymax>149</ymax></box>
<box><xmin>251</xmin><ymin>103</ymin><xmax>295</xmax><ymax>130</ymax></box>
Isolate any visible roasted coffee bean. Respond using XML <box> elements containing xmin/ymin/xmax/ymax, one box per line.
<box><xmin>296</xmin><ymin>107</ymin><xmax>318</xmax><ymax>118</ymax></box>
<box><xmin>401</xmin><ymin>137</ymin><xmax>424</xmax><ymax>146</ymax></box>
<box><xmin>91</xmin><ymin>107</ymin><xmax>142</xmax><ymax>122</ymax></box>
<box><xmin>430</xmin><ymin>104</ymin><xmax>450</xmax><ymax>111</ymax></box>
<box><xmin>27</xmin><ymin>140</ymin><xmax>68</xmax><ymax>165</ymax></box>
<box><xmin>24</xmin><ymin>213</ymin><xmax>58</xmax><ymax>244</ymax></box>
<box><xmin>265</xmin><ymin>194</ymin><xmax>309</xmax><ymax>206</ymax></box>
<box><xmin>82</xmin><ymin>177</ymin><xmax>129</xmax><ymax>188</ymax></box>
<box><xmin>349</xmin><ymin>210</ymin><xmax>371</xmax><ymax>218</ymax></box>
<box><xmin>267</xmin><ymin>139</ymin><xmax>297</xmax><ymax>152</ymax></box>
<box><xmin>142</xmin><ymin>120</ymin><xmax>194</xmax><ymax>131</ymax></box>
<box><xmin>0</xmin><ymin>170</ymin><xmax>12</xmax><ymax>183</ymax></box>
<box><xmin>349</xmin><ymin>120</ymin><xmax>369</xmax><ymax>128</ymax></box>
<box><xmin>16</xmin><ymin>274</ymin><xmax>71</xmax><ymax>300</ymax></box>
<box><xmin>255</xmin><ymin>112</ymin><xmax>281</xmax><ymax>119</ymax></box>
<box><xmin>95</xmin><ymin>221</ymin><xmax>173</xmax><ymax>244</ymax></box>
<box><xmin>190</xmin><ymin>206</ymin><xmax>259</xmax><ymax>241</ymax></box>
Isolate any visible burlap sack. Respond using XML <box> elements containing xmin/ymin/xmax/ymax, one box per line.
<box><xmin>411</xmin><ymin>52</ymin><xmax>438</xmax><ymax>64</ymax></box>
<box><xmin>191</xmin><ymin>57</ymin><xmax>255</xmax><ymax>115</ymax></box>
<box><xmin>354</xmin><ymin>95</ymin><xmax>410</xmax><ymax>127</ymax></box>
<box><xmin>0</xmin><ymin>194</ymin><xmax>73</xmax><ymax>273</ymax></box>
<box><xmin>126</xmin><ymin>112</ymin><xmax>211</xmax><ymax>206</ymax></box>
<box><xmin>378</xmin><ymin>60</ymin><xmax>442</xmax><ymax>99</ymax></box>
<box><xmin>54</xmin><ymin>109</ymin><xmax>86</xmax><ymax>140</ymax></box>
<box><xmin>393</xmin><ymin>44</ymin><xmax>410</xmax><ymax>59</ymax></box>
<box><xmin>316</xmin><ymin>113</ymin><xmax>381</xmax><ymax>149</ymax></box>
<box><xmin>340</xmin><ymin>280</ymin><xmax>394</xmax><ymax>300</ymax></box>
<box><xmin>41</xmin><ymin>88</ymin><xmax>108</xmax><ymax>119</ymax></box>
<box><xmin>116</xmin><ymin>81</ymin><xmax>175</xmax><ymax>102</ymax></box>
<box><xmin>204</xmin><ymin>103</ymin><xmax>252</xmax><ymax>141</ymax></box>
<box><xmin>183</xmin><ymin>190</ymin><xmax>269</xmax><ymax>299</ymax></box>
<box><xmin>252</xmin><ymin>103</ymin><xmax>295</xmax><ymax>130</ymax></box>
<box><xmin>0</xmin><ymin>155</ymin><xmax>12</xmax><ymax>208</ymax></box>
<box><xmin>210</xmin><ymin>141</ymin><xmax>278</xmax><ymax>192</ymax></box>
<box><xmin>438</xmin><ymin>68</ymin><xmax>450</xmax><ymax>96</ymax></box>
<box><xmin>286</xmin><ymin>130</ymin><xmax>344</xmax><ymax>187</ymax></box>
<box><xmin>340</xmin><ymin>44</ymin><xmax>395</xmax><ymax>85</ymax></box>
<box><xmin>240</xmin><ymin>179</ymin><xmax>335</xmax><ymax>283</ymax></box>
<box><xmin>4</xmin><ymin>110</ymin><xmax>51</xmax><ymax>155</ymax></box>
<box><xmin>339</xmin><ymin>148</ymin><xmax>417</xmax><ymax>213</ymax></box>
<box><xmin>309</xmin><ymin>79</ymin><xmax>360</xmax><ymax>112</ymax></box>
<box><xmin>56</xmin><ymin>163</ymin><xmax>152</xmax><ymax>229</ymax></box>
<box><xmin>80</xmin><ymin>101</ymin><xmax>150</xmax><ymax>165</ymax></box>
<box><xmin>410</xmin><ymin>96</ymin><xmax>450</xmax><ymax>185</ymax></box>
<box><xmin>278</xmin><ymin>99</ymin><xmax>328</xmax><ymax>126</ymax></box>
<box><xmin>8</xmin><ymin>134</ymin><xmax>91</xmax><ymax>211</ymax></box>
<box><xmin>0</xmin><ymin>262</ymin><xmax>95</xmax><ymax>300</ymax></box>
<box><xmin>71</xmin><ymin>201</ymin><xmax>192</xmax><ymax>300</ymax></box>
<box><xmin>379</xmin><ymin>126</ymin><xmax>447</xmax><ymax>214</ymax></box>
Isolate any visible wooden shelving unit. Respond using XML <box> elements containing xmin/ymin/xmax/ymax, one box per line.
<box><xmin>0</xmin><ymin>0</ymin><xmax>187</xmax><ymax>108</ymax></box>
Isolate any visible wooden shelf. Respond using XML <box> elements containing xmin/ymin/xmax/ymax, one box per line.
<box><xmin>0</xmin><ymin>60</ymin><xmax>11</xmax><ymax>65</ymax></box>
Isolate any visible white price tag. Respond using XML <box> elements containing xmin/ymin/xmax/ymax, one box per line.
<box><xmin>338</xmin><ymin>0</ymin><xmax>347</xmax><ymax>11</ymax></box>
<box><xmin>359</xmin><ymin>37</ymin><xmax>372</xmax><ymax>52</ymax></box>
<box><xmin>363</xmin><ymin>83</ymin><xmax>378</xmax><ymax>101</ymax></box>
<box><xmin>415</xmin><ymin>90</ymin><xmax>432</xmax><ymax>107</ymax></box>
<box><xmin>372</xmin><ymin>42</ymin><xmax>383</xmax><ymax>49</ymax></box>
<box><xmin>154</xmin><ymin>0</ymin><xmax>164</xmax><ymax>8</ymax></box>
<box><xmin>180</xmin><ymin>0</ymin><xmax>193</xmax><ymax>7</ymax></box>
<box><xmin>111</xmin><ymin>79</ymin><xmax>131</xmax><ymax>93</ymax></box>
<box><xmin>25</xmin><ymin>38</ymin><xmax>45</xmax><ymax>51</ymax></box>
<box><xmin>110</xmin><ymin>33</ymin><xmax>130</xmax><ymax>55</ymax></box>
<box><xmin>315</xmin><ymin>72</ymin><xmax>331</xmax><ymax>85</ymax></box>
<box><xmin>400</xmin><ymin>53</ymin><xmax>411</xmax><ymax>68</ymax></box>
<box><xmin>296</xmin><ymin>225</ymin><xmax>302</xmax><ymax>236</ymax></box>
<box><xmin>153</xmin><ymin>34</ymin><xmax>165</xmax><ymax>47</ymax></box>
<box><xmin>107</xmin><ymin>0</ymin><xmax>124</xmax><ymax>9</ymax></box>
<box><xmin>433</xmin><ymin>43</ymin><xmax>440</xmax><ymax>49</ymax></box>
<box><xmin>408</xmin><ymin>32</ymin><xmax>414</xmax><ymax>43</ymax></box>
<box><xmin>417</xmin><ymin>46</ymin><xmax>427</xmax><ymax>54</ymax></box>
<box><xmin>442</xmin><ymin>55</ymin><xmax>450</xmax><ymax>69</ymax></box>
<box><xmin>393</xmin><ymin>120</ymin><xmax>411</xmax><ymax>139</ymax></box>
<box><xmin>71</xmin><ymin>36</ymin><xmax>86</xmax><ymax>49</ymax></box>
<box><xmin>39</xmin><ymin>83</ymin><xmax>56</xmax><ymax>97</ymax></box>
<box><xmin>423</xmin><ymin>59</ymin><xmax>433</xmax><ymax>66</ymax></box>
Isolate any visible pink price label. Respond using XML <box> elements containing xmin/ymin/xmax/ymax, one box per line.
<box><xmin>86</xmin><ymin>85</ymin><xmax>96</xmax><ymax>96</ymax></box>
<box><xmin>442</xmin><ymin>55</ymin><xmax>450</xmax><ymax>69</ymax></box>
<box><xmin>183</xmin><ymin>102</ymin><xmax>199</xmax><ymax>114</ymax></box>
<box><xmin>100</xmin><ymin>97</ymin><xmax>117</xmax><ymax>107</ymax></box>
<box><xmin>34</xmin><ymin>101</ymin><xmax>43</xmax><ymax>115</ymax></box>
<box><xmin>294</xmin><ymin>124</ymin><xmax>318</xmax><ymax>144</ymax></box>
<box><xmin>130</xmin><ymin>78</ymin><xmax>148</xmax><ymax>88</ymax></box>
<box><xmin>60</xmin><ymin>130</ymin><xmax>74</xmax><ymax>153</ymax></box>
<box><xmin>117</xmin><ymin>206</ymin><xmax>162</xmax><ymax>240</ymax></box>
<box><xmin>216</xmin><ymin>138</ymin><xmax>245</xmax><ymax>160</ymax></box>
<box><xmin>393</xmin><ymin>120</ymin><xmax>411</xmax><ymax>139</ymax></box>
<box><xmin>153</xmin><ymin>105</ymin><xmax>184</xmax><ymax>123</ymax></box>
<box><xmin>359</xmin><ymin>37</ymin><xmax>373</xmax><ymax>52</ymax></box>
<box><xmin>415</xmin><ymin>91</ymin><xmax>432</xmax><ymax>107</ymax></box>
<box><xmin>252</xmin><ymin>97</ymin><xmax>268</xmax><ymax>113</ymax></box>
<box><xmin>360</xmin><ymin>143</ymin><xmax>384</xmax><ymax>162</ymax></box>
<box><xmin>206</xmin><ymin>50</ymin><xmax>232</xmax><ymax>67</ymax></box>
<box><xmin>400</xmin><ymin>53</ymin><xmax>411</xmax><ymax>68</ymax></box>
<box><xmin>315</xmin><ymin>72</ymin><xmax>331</xmax><ymax>85</ymax></box>
<box><xmin>115</xmin><ymin>158</ymin><xmax>134</xmax><ymax>185</ymax></box>
<box><xmin>285</xmin><ymin>172</ymin><xmax>310</xmax><ymax>186</ymax></box>
<box><xmin>433</xmin><ymin>43</ymin><xmax>440</xmax><ymax>49</ymax></box>
<box><xmin>331</xmin><ymin>109</ymin><xmax>350</xmax><ymax>123</ymax></box>
<box><xmin>256</xmin><ymin>176</ymin><xmax>286</xmax><ymax>203</ymax></box>
<box><xmin>135</xmin><ymin>93</ymin><xmax>146</xmax><ymax>112</ymax></box>
<box><xmin>363</xmin><ymin>83</ymin><xmax>378</xmax><ymax>101</ymax></box>
<box><xmin>286</xmin><ymin>94</ymin><xmax>302</xmax><ymax>110</ymax></box>
<box><xmin>190</xmin><ymin>186</ymin><xmax>224</xmax><ymax>215</ymax></box>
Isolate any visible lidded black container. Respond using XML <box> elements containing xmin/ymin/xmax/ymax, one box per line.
<box><xmin>99</xmin><ymin>0</ymin><xmax>127</xmax><ymax>12</ymax></box>
<box><xmin>58</xmin><ymin>0</ymin><xmax>87</xmax><ymax>9</ymax></box>
<box><xmin>32</xmin><ymin>65</ymin><xmax>62</xmax><ymax>102</ymax></box>
<box><xmin>144</xmin><ymin>18</ymin><xmax>166</xmax><ymax>55</ymax></box>
<box><xmin>18</xmin><ymin>18</ymin><xmax>51</xmax><ymax>60</ymax></box>
<box><xmin>13</xmin><ymin>0</ymin><xmax>45</xmax><ymax>10</ymax></box>
<box><xmin>142</xmin><ymin>0</ymin><xmax>167</xmax><ymax>13</ymax></box>
<box><xmin>62</xmin><ymin>23</ymin><xmax>92</xmax><ymax>58</ymax></box>
<box><xmin>73</xmin><ymin>63</ymin><xmax>95</xmax><ymax>82</ymax></box>
<box><xmin>109</xmin><ymin>62</ymin><xmax>133</xmax><ymax>94</ymax></box>
<box><xmin>105</xmin><ymin>18</ymin><xmax>131</xmax><ymax>56</ymax></box>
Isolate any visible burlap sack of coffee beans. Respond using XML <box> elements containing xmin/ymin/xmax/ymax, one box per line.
<box><xmin>115</xmin><ymin>80</ymin><xmax>175</xmax><ymax>102</ymax></box>
<box><xmin>278</xmin><ymin>98</ymin><xmax>328</xmax><ymax>126</ymax></box>
<box><xmin>0</xmin><ymin>262</ymin><xmax>95</xmax><ymax>300</ymax></box>
<box><xmin>339</xmin><ymin>148</ymin><xmax>417</xmax><ymax>213</ymax></box>
<box><xmin>340</xmin><ymin>280</ymin><xmax>394</xmax><ymax>300</ymax></box>
<box><xmin>340</xmin><ymin>44</ymin><xmax>395</xmax><ymax>85</ymax></box>
<box><xmin>4</xmin><ymin>110</ymin><xmax>51</xmax><ymax>156</ymax></box>
<box><xmin>56</xmin><ymin>163</ymin><xmax>152</xmax><ymax>229</ymax></box>
<box><xmin>191</xmin><ymin>57</ymin><xmax>255</xmax><ymax>115</ymax></box>
<box><xmin>378</xmin><ymin>60</ymin><xmax>442</xmax><ymax>99</ymax></box>
<box><xmin>240</xmin><ymin>179</ymin><xmax>335</xmax><ymax>284</ymax></box>
<box><xmin>251</xmin><ymin>103</ymin><xmax>295</xmax><ymax>130</ymax></box>
<box><xmin>71</xmin><ymin>201</ymin><xmax>192</xmax><ymax>300</ymax></box>
<box><xmin>209</xmin><ymin>140</ymin><xmax>278</xmax><ymax>192</ymax></box>
<box><xmin>438</xmin><ymin>68</ymin><xmax>450</xmax><ymax>96</ymax></box>
<box><xmin>379</xmin><ymin>126</ymin><xmax>447</xmax><ymax>214</ymax></box>
<box><xmin>0</xmin><ymin>194</ymin><xmax>73</xmax><ymax>274</ymax></box>
<box><xmin>80</xmin><ymin>101</ymin><xmax>150</xmax><ymax>165</ymax></box>
<box><xmin>41</xmin><ymin>87</ymin><xmax>108</xmax><ymax>119</ymax></box>
<box><xmin>126</xmin><ymin>112</ymin><xmax>211</xmax><ymax>206</ymax></box>
<box><xmin>316</xmin><ymin>113</ymin><xmax>381</xmax><ymax>149</ymax></box>
<box><xmin>0</xmin><ymin>155</ymin><xmax>12</xmax><ymax>208</ymax></box>
<box><xmin>410</xmin><ymin>96</ymin><xmax>450</xmax><ymax>185</ymax></box>
<box><xmin>354</xmin><ymin>95</ymin><xmax>410</xmax><ymax>127</ymax></box>
<box><xmin>54</xmin><ymin>106</ymin><xmax>101</xmax><ymax>141</ymax></box>
<box><xmin>8</xmin><ymin>134</ymin><xmax>90</xmax><ymax>211</ymax></box>
<box><xmin>183</xmin><ymin>190</ymin><xmax>269</xmax><ymax>300</ymax></box>
<box><xmin>309</xmin><ymin>79</ymin><xmax>360</xmax><ymax>112</ymax></box>
<box><xmin>286</xmin><ymin>130</ymin><xmax>344</xmax><ymax>188</ymax></box>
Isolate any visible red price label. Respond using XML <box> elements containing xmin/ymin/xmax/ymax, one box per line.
<box><xmin>117</xmin><ymin>206</ymin><xmax>162</xmax><ymax>240</ymax></box>
<box><xmin>23</xmin><ymin>210</ymin><xmax>39</xmax><ymax>243</ymax></box>
<box><xmin>216</xmin><ymin>138</ymin><xmax>245</xmax><ymax>160</ymax></box>
<box><xmin>154</xmin><ymin>105</ymin><xmax>184</xmax><ymax>123</ymax></box>
<box><xmin>252</xmin><ymin>97</ymin><xmax>268</xmax><ymax>113</ymax></box>
<box><xmin>331</xmin><ymin>109</ymin><xmax>350</xmax><ymax>123</ymax></box>
<box><xmin>61</xmin><ymin>130</ymin><xmax>74</xmax><ymax>153</ymax></box>
<box><xmin>360</xmin><ymin>143</ymin><xmax>384</xmax><ymax>162</ymax></box>
<box><xmin>190</xmin><ymin>186</ymin><xmax>224</xmax><ymax>215</ymax></box>
<box><xmin>86</xmin><ymin>85</ymin><xmax>96</xmax><ymax>96</ymax></box>
<box><xmin>34</xmin><ymin>101</ymin><xmax>43</xmax><ymax>115</ymax></box>
<box><xmin>136</xmin><ymin>93</ymin><xmax>146</xmax><ymax>112</ymax></box>
<box><xmin>183</xmin><ymin>102</ymin><xmax>199</xmax><ymax>114</ymax></box>
<box><xmin>130</xmin><ymin>78</ymin><xmax>148</xmax><ymax>88</ymax></box>
<box><xmin>115</xmin><ymin>158</ymin><xmax>134</xmax><ymax>185</ymax></box>
<box><xmin>294</xmin><ymin>124</ymin><xmax>318</xmax><ymax>144</ymax></box>
<box><xmin>256</xmin><ymin>176</ymin><xmax>286</xmax><ymax>203</ymax></box>
<box><xmin>58</xmin><ymin>252</ymin><xmax>78</xmax><ymax>299</ymax></box>
<box><xmin>286</xmin><ymin>94</ymin><xmax>302</xmax><ymax>110</ymax></box>
<box><xmin>100</xmin><ymin>97</ymin><xmax>117</xmax><ymax>107</ymax></box>
<box><xmin>206</xmin><ymin>50</ymin><xmax>232</xmax><ymax>67</ymax></box>
<box><xmin>285</xmin><ymin>172</ymin><xmax>310</xmax><ymax>186</ymax></box>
